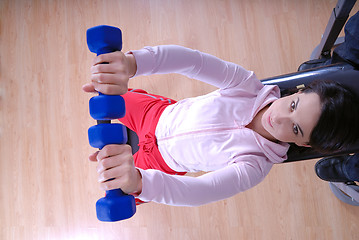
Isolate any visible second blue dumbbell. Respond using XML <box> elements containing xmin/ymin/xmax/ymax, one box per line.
<box><xmin>88</xmin><ymin>93</ymin><xmax>127</xmax><ymax>149</ymax></box>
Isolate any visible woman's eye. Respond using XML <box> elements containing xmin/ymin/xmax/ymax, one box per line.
<box><xmin>293</xmin><ymin>125</ymin><xmax>299</xmax><ymax>135</ymax></box>
<box><xmin>290</xmin><ymin>101</ymin><xmax>296</xmax><ymax>111</ymax></box>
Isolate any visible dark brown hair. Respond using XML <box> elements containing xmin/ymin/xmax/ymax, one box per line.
<box><xmin>302</xmin><ymin>80</ymin><xmax>359</xmax><ymax>153</ymax></box>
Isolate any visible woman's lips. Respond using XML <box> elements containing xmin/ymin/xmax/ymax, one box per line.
<box><xmin>268</xmin><ymin>115</ymin><xmax>273</xmax><ymax>128</ymax></box>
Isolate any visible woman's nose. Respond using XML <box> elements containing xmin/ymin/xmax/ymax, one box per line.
<box><xmin>273</xmin><ymin>114</ymin><xmax>289</xmax><ymax>125</ymax></box>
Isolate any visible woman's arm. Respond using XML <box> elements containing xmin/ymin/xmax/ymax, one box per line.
<box><xmin>131</xmin><ymin>45</ymin><xmax>254</xmax><ymax>90</ymax></box>
<box><xmin>83</xmin><ymin>45</ymin><xmax>254</xmax><ymax>95</ymax></box>
<box><xmin>88</xmin><ymin>144</ymin><xmax>268</xmax><ymax>207</ymax></box>
<box><xmin>137</xmin><ymin>160</ymin><xmax>267</xmax><ymax>207</ymax></box>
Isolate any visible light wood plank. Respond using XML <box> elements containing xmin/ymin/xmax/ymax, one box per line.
<box><xmin>1</xmin><ymin>0</ymin><xmax>358</xmax><ymax>239</ymax></box>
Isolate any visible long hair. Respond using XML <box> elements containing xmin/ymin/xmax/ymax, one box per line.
<box><xmin>301</xmin><ymin>80</ymin><xmax>359</xmax><ymax>153</ymax></box>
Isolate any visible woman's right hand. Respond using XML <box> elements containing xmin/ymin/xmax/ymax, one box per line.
<box><xmin>82</xmin><ymin>51</ymin><xmax>137</xmax><ymax>95</ymax></box>
<box><xmin>88</xmin><ymin>144</ymin><xmax>142</xmax><ymax>195</ymax></box>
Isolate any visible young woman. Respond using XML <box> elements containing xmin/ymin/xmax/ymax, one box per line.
<box><xmin>83</xmin><ymin>45</ymin><xmax>359</xmax><ymax>206</ymax></box>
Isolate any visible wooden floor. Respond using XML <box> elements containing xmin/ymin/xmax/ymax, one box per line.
<box><xmin>1</xmin><ymin>0</ymin><xmax>358</xmax><ymax>239</ymax></box>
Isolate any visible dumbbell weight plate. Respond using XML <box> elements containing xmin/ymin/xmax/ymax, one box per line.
<box><xmin>88</xmin><ymin>123</ymin><xmax>128</xmax><ymax>149</ymax></box>
<box><xmin>96</xmin><ymin>189</ymin><xmax>136</xmax><ymax>221</ymax></box>
<box><xmin>89</xmin><ymin>94</ymin><xmax>126</xmax><ymax>120</ymax></box>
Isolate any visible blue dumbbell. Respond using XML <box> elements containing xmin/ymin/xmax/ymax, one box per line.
<box><xmin>87</xmin><ymin>25</ymin><xmax>136</xmax><ymax>222</ymax></box>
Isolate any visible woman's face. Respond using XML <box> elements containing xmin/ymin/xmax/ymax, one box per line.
<box><xmin>261</xmin><ymin>92</ymin><xmax>321</xmax><ymax>147</ymax></box>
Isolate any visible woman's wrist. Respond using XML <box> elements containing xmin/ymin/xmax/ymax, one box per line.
<box><xmin>125</xmin><ymin>53</ymin><xmax>137</xmax><ymax>78</ymax></box>
<box><xmin>131</xmin><ymin>168</ymin><xmax>142</xmax><ymax>197</ymax></box>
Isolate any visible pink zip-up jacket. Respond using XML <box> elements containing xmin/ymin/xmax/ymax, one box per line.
<box><xmin>130</xmin><ymin>45</ymin><xmax>290</xmax><ymax>206</ymax></box>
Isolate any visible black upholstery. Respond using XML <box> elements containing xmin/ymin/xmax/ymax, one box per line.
<box><xmin>127</xmin><ymin>127</ymin><xmax>140</xmax><ymax>155</ymax></box>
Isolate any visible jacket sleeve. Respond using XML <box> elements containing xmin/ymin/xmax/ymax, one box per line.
<box><xmin>130</xmin><ymin>45</ymin><xmax>254</xmax><ymax>90</ymax></box>
<box><xmin>136</xmin><ymin>159</ymin><xmax>271</xmax><ymax>207</ymax></box>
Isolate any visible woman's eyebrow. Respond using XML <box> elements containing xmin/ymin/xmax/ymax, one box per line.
<box><xmin>295</xmin><ymin>98</ymin><xmax>304</xmax><ymax>137</ymax></box>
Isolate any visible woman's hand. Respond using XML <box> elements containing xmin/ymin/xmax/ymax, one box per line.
<box><xmin>89</xmin><ymin>144</ymin><xmax>142</xmax><ymax>195</ymax></box>
<box><xmin>82</xmin><ymin>51</ymin><xmax>137</xmax><ymax>95</ymax></box>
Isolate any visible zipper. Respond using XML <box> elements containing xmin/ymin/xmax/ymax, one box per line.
<box><xmin>157</xmin><ymin>126</ymin><xmax>243</xmax><ymax>142</ymax></box>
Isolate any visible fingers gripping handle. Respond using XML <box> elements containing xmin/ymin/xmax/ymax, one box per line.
<box><xmin>87</xmin><ymin>25</ymin><xmax>136</xmax><ymax>222</ymax></box>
